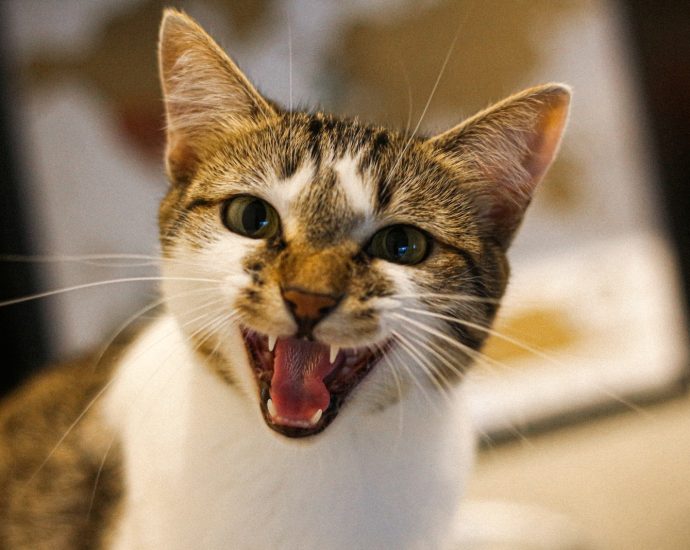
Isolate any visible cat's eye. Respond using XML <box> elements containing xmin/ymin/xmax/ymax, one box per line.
<box><xmin>222</xmin><ymin>196</ymin><xmax>280</xmax><ymax>239</ymax></box>
<box><xmin>367</xmin><ymin>225</ymin><xmax>429</xmax><ymax>265</ymax></box>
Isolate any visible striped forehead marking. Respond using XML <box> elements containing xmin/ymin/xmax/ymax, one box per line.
<box><xmin>271</xmin><ymin>151</ymin><xmax>377</xmax><ymax>243</ymax></box>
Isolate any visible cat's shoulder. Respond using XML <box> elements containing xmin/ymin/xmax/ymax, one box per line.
<box><xmin>0</xmin><ymin>329</ymin><xmax>141</xmax><ymax>549</ymax></box>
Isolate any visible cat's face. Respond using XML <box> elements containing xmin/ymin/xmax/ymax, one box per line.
<box><xmin>157</xmin><ymin>10</ymin><xmax>570</xmax><ymax>439</ymax></box>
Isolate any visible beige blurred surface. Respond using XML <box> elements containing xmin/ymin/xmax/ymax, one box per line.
<box><xmin>467</xmin><ymin>391</ymin><xmax>690</xmax><ymax>550</ymax></box>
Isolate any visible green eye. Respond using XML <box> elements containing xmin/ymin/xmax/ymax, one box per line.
<box><xmin>222</xmin><ymin>196</ymin><xmax>280</xmax><ymax>239</ymax></box>
<box><xmin>367</xmin><ymin>225</ymin><xmax>429</xmax><ymax>265</ymax></box>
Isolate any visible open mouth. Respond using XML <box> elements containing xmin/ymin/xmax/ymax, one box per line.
<box><xmin>242</xmin><ymin>329</ymin><xmax>389</xmax><ymax>438</ymax></box>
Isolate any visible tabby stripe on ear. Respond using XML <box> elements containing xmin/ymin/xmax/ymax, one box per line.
<box><xmin>429</xmin><ymin>84</ymin><xmax>571</xmax><ymax>248</ymax></box>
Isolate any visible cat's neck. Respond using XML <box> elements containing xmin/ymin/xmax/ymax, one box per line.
<box><xmin>103</xmin><ymin>315</ymin><xmax>475</xmax><ymax>550</ymax></box>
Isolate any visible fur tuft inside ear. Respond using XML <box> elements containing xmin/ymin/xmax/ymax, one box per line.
<box><xmin>158</xmin><ymin>9</ymin><xmax>276</xmax><ymax>185</ymax></box>
<box><xmin>430</xmin><ymin>84</ymin><xmax>571</xmax><ymax>248</ymax></box>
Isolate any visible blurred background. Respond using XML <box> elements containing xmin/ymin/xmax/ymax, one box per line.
<box><xmin>0</xmin><ymin>1</ymin><xmax>688</xmax><ymax>547</ymax></box>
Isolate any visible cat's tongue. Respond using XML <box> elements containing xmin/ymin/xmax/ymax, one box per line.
<box><xmin>269</xmin><ymin>338</ymin><xmax>336</xmax><ymax>425</ymax></box>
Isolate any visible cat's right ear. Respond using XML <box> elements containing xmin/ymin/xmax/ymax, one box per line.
<box><xmin>158</xmin><ymin>9</ymin><xmax>276</xmax><ymax>186</ymax></box>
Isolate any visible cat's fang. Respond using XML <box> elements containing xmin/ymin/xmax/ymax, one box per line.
<box><xmin>267</xmin><ymin>398</ymin><xmax>277</xmax><ymax>418</ymax></box>
<box><xmin>309</xmin><ymin>409</ymin><xmax>323</xmax><ymax>426</ymax></box>
<box><xmin>267</xmin><ymin>335</ymin><xmax>277</xmax><ymax>352</ymax></box>
<box><xmin>329</xmin><ymin>345</ymin><xmax>340</xmax><ymax>364</ymax></box>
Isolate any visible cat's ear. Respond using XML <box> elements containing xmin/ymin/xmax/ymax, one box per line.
<box><xmin>158</xmin><ymin>9</ymin><xmax>276</xmax><ymax>185</ymax></box>
<box><xmin>429</xmin><ymin>84</ymin><xmax>570</xmax><ymax>248</ymax></box>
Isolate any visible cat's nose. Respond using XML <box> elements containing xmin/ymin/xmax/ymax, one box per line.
<box><xmin>281</xmin><ymin>287</ymin><xmax>340</xmax><ymax>336</ymax></box>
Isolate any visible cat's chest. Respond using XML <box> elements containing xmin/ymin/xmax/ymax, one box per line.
<box><xmin>103</xmin><ymin>316</ymin><xmax>474</xmax><ymax>550</ymax></box>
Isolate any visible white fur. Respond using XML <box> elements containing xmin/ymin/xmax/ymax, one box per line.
<box><xmin>271</xmin><ymin>162</ymin><xmax>315</xmax><ymax>240</ymax></box>
<box><xmin>333</xmin><ymin>154</ymin><xmax>373</xmax><ymax>216</ymax></box>
<box><xmin>334</xmin><ymin>154</ymin><xmax>378</xmax><ymax>241</ymax></box>
<box><xmin>103</xmin><ymin>315</ymin><xmax>475</xmax><ymax>550</ymax></box>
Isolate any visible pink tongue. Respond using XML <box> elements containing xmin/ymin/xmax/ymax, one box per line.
<box><xmin>270</xmin><ymin>338</ymin><xmax>335</xmax><ymax>424</ymax></box>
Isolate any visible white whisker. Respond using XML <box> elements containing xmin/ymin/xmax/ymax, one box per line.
<box><xmin>390</xmin><ymin>329</ymin><xmax>456</xmax><ymax>409</ymax></box>
<box><xmin>0</xmin><ymin>276</ymin><xmax>223</xmax><ymax>308</ymax></box>
<box><xmin>402</xmin><ymin>308</ymin><xmax>650</xmax><ymax>416</ymax></box>
<box><xmin>388</xmin><ymin>333</ymin><xmax>443</xmax><ymax>415</ymax></box>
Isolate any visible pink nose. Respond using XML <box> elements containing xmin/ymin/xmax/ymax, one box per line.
<box><xmin>281</xmin><ymin>288</ymin><xmax>339</xmax><ymax>323</ymax></box>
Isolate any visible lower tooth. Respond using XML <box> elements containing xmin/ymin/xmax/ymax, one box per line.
<box><xmin>309</xmin><ymin>409</ymin><xmax>323</xmax><ymax>426</ymax></box>
<box><xmin>267</xmin><ymin>398</ymin><xmax>277</xmax><ymax>417</ymax></box>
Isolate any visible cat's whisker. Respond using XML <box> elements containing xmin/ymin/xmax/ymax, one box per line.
<box><xmin>390</xmin><ymin>291</ymin><xmax>503</xmax><ymax>306</ymax></box>
<box><xmin>25</xmin><ymin>375</ymin><xmax>121</xmax><ymax>486</ymax></box>
<box><xmin>403</xmin><ymin>318</ymin><xmax>514</xmax><ymax>375</ymax></box>
<box><xmin>398</xmin><ymin>59</ymin><xmax>414</xmax><ymax>137</ymax></box>
<box><xmin>402</xmin><ymin>308</ymin><xmax>650</xmax><ymax>416</ymax></box>
<box><xmin>391</xmin><ymin>311</ymin><xmax>520</xmax><ymax>378</ymax></box>
<box><xmin>287</xmin><ymin>11</ymin><xmax>294</xmax><ymax>169</ymax></box>
<box><xmin>372</xmin><ymin>339</ymin><xmax>406</xmax><ymax>439</ymax></box>
<box><xmin>177</xmin><ymin>317</ymin><xmax>252</xmax><ymax>460</ymax></box>
<box><xmin>112</xmin><ymin>306</ymin><xmax>244</xmax><ymax>438</ymax></box>
<box><xmin>398</xmin><ymin>328</ymin><xmax>468</xmax><ymax>383</ymax></box>
<box><xmin>380</xmin><ymin>9</ymin><xmax>464</xmax><ymax>196</ymax></box>
<box><xmin>153</xmin><ymin>313</ymin><xmax>237</xmax><ymax>403</ymax></box>
<box><xmin>390</xmin><ymin>329</ymin><xmax>456</xmax><ymax>406</ymax></box>
<box><xmin>0</xmin><ymin>252</ymin><xmax>163</xmax><ymax>266</ymax></box>
<box><xmin>89</xmin><ymin>285</ymin><xmax>222</xmax><ymax>376</ymax></box>
<box><xmin>185</xmin><ymin>310</ymin><xmax>241</xmax><ymax>355</ymax></box>
<box><xmin>388</xmin><ymin>332</ymin><xmax>445</xmax><ymax>415</ymax></box>
<box><xmin>87</xmin><ymin>432</ymin><xmax>119</xmax><ymax>521</ymax></box>
<box><xmin>392</xmin><ymin>311</ymin><xmax>473</xmax><ymax>354</ymax></box>
<box><xmin>395</xmin><ymin>310</ymin><xmax>544</xmax><ymax>376</ymax></box>
<box><xmin>392</xmin><ymin>318</ymin><xmax>544</xmax><ymax>446</ymax></box>
<box><xmin>25</xmin><ymin>295</ymin><xmax>226</xmax><ymax>486</ymax></box>
<box><xmin>0</xmin><ymin>252</ymin><xmax>225</xmax><ymax>274</ymax></box>
<box><xmin>0</xmin><ymin>276</ymin><xmax>224</xmax><ymax>309</ymax></box>
<box><xmin>405</xmin><ymin>307</ymin><xmax>556</xmax><ymax>358</ymax></box>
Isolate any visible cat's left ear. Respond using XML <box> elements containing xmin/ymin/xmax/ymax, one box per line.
<box><xmin>158</xmin><ymin>9</ymin><xmax>276</xmax><ymax>185</ymax></box>
<box><xmin>429</xmin><ymin>84</ymin><xmax>570</xmax><ymax>248</ymax></box>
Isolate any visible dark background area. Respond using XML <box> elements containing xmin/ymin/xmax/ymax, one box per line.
<box><xmin>624</xmin><ymin>1</ymin><xmax>690</xmax><ymax>320</ymax></box>
<box><xmin>0</xmin><ymin>2</ymin><xmax>688</xmax><ymax>398</ymax></box>
<box><xmin>0</xmin><ymin>33</ymin><xmax>48</xmax><ymax>397</ymax></box>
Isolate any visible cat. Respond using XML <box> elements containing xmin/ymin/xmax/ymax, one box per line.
<box><xmin>0</xmin><ymin>8</ymin><xmax>570</xmax><ymax>550</ymax></box>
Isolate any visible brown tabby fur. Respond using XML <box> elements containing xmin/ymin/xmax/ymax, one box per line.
<box><xmin>0</xmin><ymin>353</ymin><xmax>123</xmax><ymax>549</ymax></box>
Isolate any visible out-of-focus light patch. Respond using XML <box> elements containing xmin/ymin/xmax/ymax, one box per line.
<box><xmin>465</xmin><ymin>232</ymin><xmax>688</xmax><ymax>437</ymax></box>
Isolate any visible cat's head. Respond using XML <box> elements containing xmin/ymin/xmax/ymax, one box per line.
<box><xmin>156</xmin><ymin>10</ymin><xmax>570</xmax><ymax>439</ymax></box>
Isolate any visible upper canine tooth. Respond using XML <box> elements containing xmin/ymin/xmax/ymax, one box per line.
<box><xmin>329</xmin><ymin>345</ymin><xmax>340</xmax><ymax>363</ymax></box>
<box><xmin>268</xmin><ymin>335</ymin><xmax>277</xmax><ymax>352</ymax></box>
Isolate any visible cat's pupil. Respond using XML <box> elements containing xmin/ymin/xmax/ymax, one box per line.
<box><xmin>386</xmin><ymin>227</ymin><xmax>410</xmax><ymax>258</ymax></box>
<box><xmin>242</xmin><ymin>200</ymin><xmax>268</xmax><ymax>234</ymax></box>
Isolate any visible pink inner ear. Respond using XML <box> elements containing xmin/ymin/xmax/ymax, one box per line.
<box><xmin>522</xmin><ymin>96</ymin><xmax>570</xmax><ymax>187</ymax></box>
<box><xmin>480</xmin><ymin>91</ymin><xmax>570</xmax><ymax>247</ymax></box>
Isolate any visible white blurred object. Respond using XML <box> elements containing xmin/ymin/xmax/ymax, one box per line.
<box><xmin>465</xmin><ymin>232</ymin><xmax>688</xmax><ymax>437</ymax></box>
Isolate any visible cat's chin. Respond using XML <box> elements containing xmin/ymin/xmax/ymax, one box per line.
<box><xmin>241</xmin><ymin>328</ymin><xmax>390</xmax><ymax>438</ymax></box>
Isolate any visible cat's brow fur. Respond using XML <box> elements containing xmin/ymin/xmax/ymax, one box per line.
<box><xmin>0</xmin><ymin>9</ymin><xmax>569</xmax><ymax>549</ymax></box>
